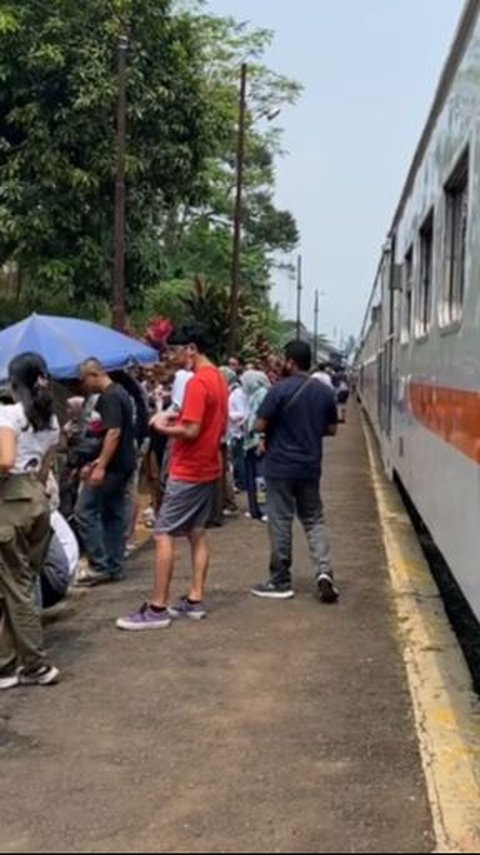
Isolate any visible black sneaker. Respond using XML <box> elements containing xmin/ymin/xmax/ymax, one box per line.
<box><xmin>18</xmin><ymin>664</ymin><xmax>60</xmax><ymax>686</ymax></box>
<box><xmin>250</xmin><ymin>580</ymin><xmax>294</xmax><ymax>600</ymax></box>
<box><xmin>317</xmin><ymin>574</ymin><xmax>339</xmax><ymax>604</ymax></box>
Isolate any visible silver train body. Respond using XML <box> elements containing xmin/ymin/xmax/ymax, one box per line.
<box><xmin>356</xmin><ymin>0</ymin><xmax>480</xmax><ymax>620</ymax></box>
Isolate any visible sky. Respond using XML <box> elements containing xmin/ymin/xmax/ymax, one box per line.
<box><xmin>206</xmin><ymin>0</ymin><xmax>465</xmax><ymax>346</ymax></box>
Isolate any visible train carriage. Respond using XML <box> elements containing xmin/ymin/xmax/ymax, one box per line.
<box><xmin>356</xmin><ymin>0</ymin><xmax>480</xmax><ymax>620</ymax></box>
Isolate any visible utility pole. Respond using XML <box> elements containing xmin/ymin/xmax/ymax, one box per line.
<box><xmin>313</xmin><ymin>289</ymin><xmax>319</xmax><ymax>361</ymax></box>
<box><xmin>112</xmin><ymin>31</ymin><xmax>128</xmax><ymax>331</ymax></box>
<box><xmin>296</xmin><ymin>254</ymin><xmax>303</xmax><ymax>340</ymax></box>
<box><xmin>228</xmin><ymin>62</ymin><xmax>247</xmax><ymax>355</ymax></box>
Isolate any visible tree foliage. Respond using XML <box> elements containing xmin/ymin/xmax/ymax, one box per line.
<box><xmin>0</xmin><ymin>0</ymin><xmax>224</xmax><ymax>306</ymax></box>
<box><xmin>0</xmin><ymin>0</ymin><xmax>302</xmax><ymax>354</ymax></box>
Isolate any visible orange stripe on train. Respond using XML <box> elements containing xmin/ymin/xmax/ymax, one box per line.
<box><xmin>409</xmin><ymin>382</ymin><xmax>480</xmax><ymax>464</ymax></box>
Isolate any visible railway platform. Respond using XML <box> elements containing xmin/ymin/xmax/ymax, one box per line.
<box><xmin>1</xmin><ymin>403</ymin><xmax>479</xmax><ymax>853</ymax></box>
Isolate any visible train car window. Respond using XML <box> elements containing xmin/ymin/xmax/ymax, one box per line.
<box><xmin>401</xmin><ymin>246</ymin><xmax>413</xmax><ymax>343</ymax></box>
<box><xmin>442</xmin><ymin>149</ymin><xmax>469</xmax><ymax>325</ymax></box>
<box><xmin>416</xmin><ymin>210</ymin><xmax>434</xmax><ymax>337</ymax></box>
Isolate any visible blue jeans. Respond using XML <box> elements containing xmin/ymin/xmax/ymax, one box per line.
<box><xmin>75</xmin><ymin>472</ymin><xmax>129</xmax><ymax>578</ymax></box>
<box><xmin>245</xmin><ymin>450</ymin><xmax>267</xmax><ymax>520</ymax></box>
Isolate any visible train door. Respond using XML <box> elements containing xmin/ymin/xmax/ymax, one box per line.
<box><xmin>383</xmin><ymin>238</ymin><xmax>400</xmax><ymax>439</ymax></box>
<box><xmin>383</xmin><ymin>335</ymin><xmax>394</xmax><ymax>437</ymax></box>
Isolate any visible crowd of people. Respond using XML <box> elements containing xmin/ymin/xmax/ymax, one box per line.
<box><xmin>0</xmin><ymin>326</ymin><xmax>350</xmax><ymax>688</ymax></box>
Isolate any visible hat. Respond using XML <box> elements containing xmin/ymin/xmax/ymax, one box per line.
<box><xmin>167</xmin><ymin>328</ymin><xmax>190</xmax><ymax>346</ymax></box>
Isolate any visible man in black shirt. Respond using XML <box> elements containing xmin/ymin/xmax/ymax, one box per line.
<box><xmin>75</xmin><ymin>358</ymin><xmax>136</xmax><ymax>585</ymax></box>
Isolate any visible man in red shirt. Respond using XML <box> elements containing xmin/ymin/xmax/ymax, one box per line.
<box><xmin>117</xmin><ymin>326</ymin><xmax>228</xmax><ymax>630</ymax></box>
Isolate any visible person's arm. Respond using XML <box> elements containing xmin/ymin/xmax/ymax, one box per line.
<box><xmin>254</xmin><ymin>387</ymin><xmax>278</xmax><ymax>435</ymax></box>
<box><xmin>90</xmin><ymin>394</ymin><xmax>122</xmax><ymax>485</ymax></box>
<box><xmin>38</xmin><ymin>446</ymin><xmax>58</xmax><ymax>485</ymax></box>
<box><xmin>159</xmin><ymin>421</ymin><xmax>201</xmax><ymax>441</ymax></box>
<box><xmin>95</xmin><ymin>430</ymin><xmax>121</xmax><ymax>468</ymax></box>
<box><xmin>0</xmin><ymin>427</ymin><xmax>15</xmax><ymax>473</ymax></box>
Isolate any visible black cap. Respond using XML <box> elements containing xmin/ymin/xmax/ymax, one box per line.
<box><xmin>167</xmin><ymin>328</ymin><xmax>190</xmax><ymax>346</ymax></box>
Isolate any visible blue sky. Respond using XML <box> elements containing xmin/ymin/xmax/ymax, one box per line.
<box><xmin>206</xmin><ymin>0</ymin><xmax>465</xmax><ymax>345</ymax></box>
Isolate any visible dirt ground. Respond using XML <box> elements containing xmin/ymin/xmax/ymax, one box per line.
<box><xmin>0</xmin><ymin>404</ymin><xmax>434</xmax><ymax>853</ymax></box>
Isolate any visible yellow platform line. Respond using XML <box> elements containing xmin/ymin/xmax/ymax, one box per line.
<box><xmin>363</xmin><ymin>417</ymin><xmax>480</xmax><ymax>854</ymax></box>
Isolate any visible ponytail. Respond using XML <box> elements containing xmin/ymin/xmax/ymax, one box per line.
<box><xmin>8</xmin><ymin>352</ymin><xmax>55</xmax><ymax>432</ymax></box>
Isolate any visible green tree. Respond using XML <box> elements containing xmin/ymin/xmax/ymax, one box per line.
<box><xmin>145</xmin><ymin>12</ymin><xmax>302</xmax><ymax>352</ymax></box>
<box><xmin>160</xmin><ymin>13</ymin><xmax>301</xmax><ymax>293</ymax></box>
<box><xmin>0</xmin><ymin>0</ymin><xmax>225</xmax><ymax>309</ymax></box>
<box><xmin>0</xmin><ymin>2</ymin><xmax>301</xmax><ymax>356</ymax></box>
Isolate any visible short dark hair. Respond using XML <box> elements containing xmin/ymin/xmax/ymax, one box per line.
<box><xmin>284</xmin><ymin>340</ymin><xmax>312</xmax><ymax>371</ymax></box>
<box><xmin>79</xmin><ymin>357</ymin><xmax>104</xmax><ymax>375</ymax></box>
<box><xmin>167</xmin><ymin>328</ymin><xmax>190</xmax><ymax>347</ymax></box>
<box><xmin>181</xmin><ymin>324</ymin><xmax>210</xmax><ymax>354</ymax></box>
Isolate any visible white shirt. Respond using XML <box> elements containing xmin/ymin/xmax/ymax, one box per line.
<box><xmin>228</xmin><ymin>387</ymin><xmax>247</xmax><ymax>440</ymax></box>
<box><xmin>312</xmin><ymin>371</ymin><xmax>333</xmax><ymax>388</ymax></box>
<box><xmin>0</xmin><ymin>403</ymin><xmax>59</xmax><ymax>474</ymax></box>
<box><xmin>171</xmin><ymin>369</ymin><xmax>193</xmax><ymax>412</ymax></box>
<box><xmin>50</xmin><ymin>510</ymin><xmax>79</xmax><ymax>580</ymax></box>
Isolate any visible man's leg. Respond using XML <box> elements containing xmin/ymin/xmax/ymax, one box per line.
<box><xmin>167</xmin><ymin>528</ymin><xmax>209</xmax><ymax>621</ymax></box>
<box><xmin>75</xmin><ymin>483</ymin><xmax>111</xmax><ymax>578</ymax></box>
<box><xmin>115</xmin><ymin>529</ymin><xmax>174</xmax><ymax>631</ymax></box>
<box><xmin>151</xmin><ymin>534</ymin><xmax>175</xmax><ymax>608</ymax></box>
<box><xmin>116</xmin><ymin>530</ymin><xmax>173</xmax><ymax>631</ymax></box>
<box><xmin>102</xmin><ymin>473</ymin><xmax>128</xmax><ymax>578</ymax></box>
<box><xmin>188</xmin><ymin>528</ymin><xmax>210</xmax><ymax>602</ymax></box>
<box><xmin>118</xmin><ymin>478</ymin><xmax>217</xmax><ymax>630</ymax></box>
<box><xmin>251</xmin><ymin>479</ymin><xmax>295</xmax><ymax>598</ymax></box>
<box><xmin>295</xmin><ymin>480</ymin><xmax>338</xmax><ymax>603</ymax></box>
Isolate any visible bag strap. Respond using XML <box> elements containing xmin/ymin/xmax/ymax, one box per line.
<box><xmin>282</xmin><ymin>375</ymin><xmax>315</xmax><ymax>415</ymax></box>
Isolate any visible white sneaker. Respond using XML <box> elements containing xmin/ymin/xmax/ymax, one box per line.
<box><xmin>0</xmin><ymin>667</ymin><xmax>20</xmax><ymax>690</ymax></box>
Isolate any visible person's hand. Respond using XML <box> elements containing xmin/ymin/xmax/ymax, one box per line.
<box><xmin>89</xmin><ymin>462</ymin><xmax>106</xmax><ymax>487</ymax></box>
<box><xmin>79</xmin><ymin>465</ymin><xmax>91</xmax><ymax>482</ymax></box>
<box><xmin>150</xmin><ymin>412</ymin><xmax>175</xmax><ymax>433</ymax></box>
<box><xmin>256</xmin><ymin>439</ymin><xmax>266</xmax><ymax>457</ymax></box>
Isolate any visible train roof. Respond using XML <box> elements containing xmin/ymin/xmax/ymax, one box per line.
<box><xmin>389</xmin><ymin>0</ymin><xmax>479</xmax><ymax>235</ymax></box>
<box><xmin>356</xmin><ymin>0</ymin><xmax>479</xmax><ymax>354</ymax></box>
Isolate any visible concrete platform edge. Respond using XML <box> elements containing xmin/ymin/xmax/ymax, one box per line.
<box><xmin>362</xmin><ymin>414</ymin><xmax>480</xmax><ymax>854</ymax></box>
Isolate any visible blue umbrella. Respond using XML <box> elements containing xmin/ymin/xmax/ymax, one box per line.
<box><xmin>0</xmin><ymin>314</ymin><xmax>158</xmax><ymax>381</ymax></box>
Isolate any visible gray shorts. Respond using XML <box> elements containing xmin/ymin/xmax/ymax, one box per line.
<box><xmin>155</xmin><ymin>479</ymin><xmax>216</xmax><ymax>537</ymax></box>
